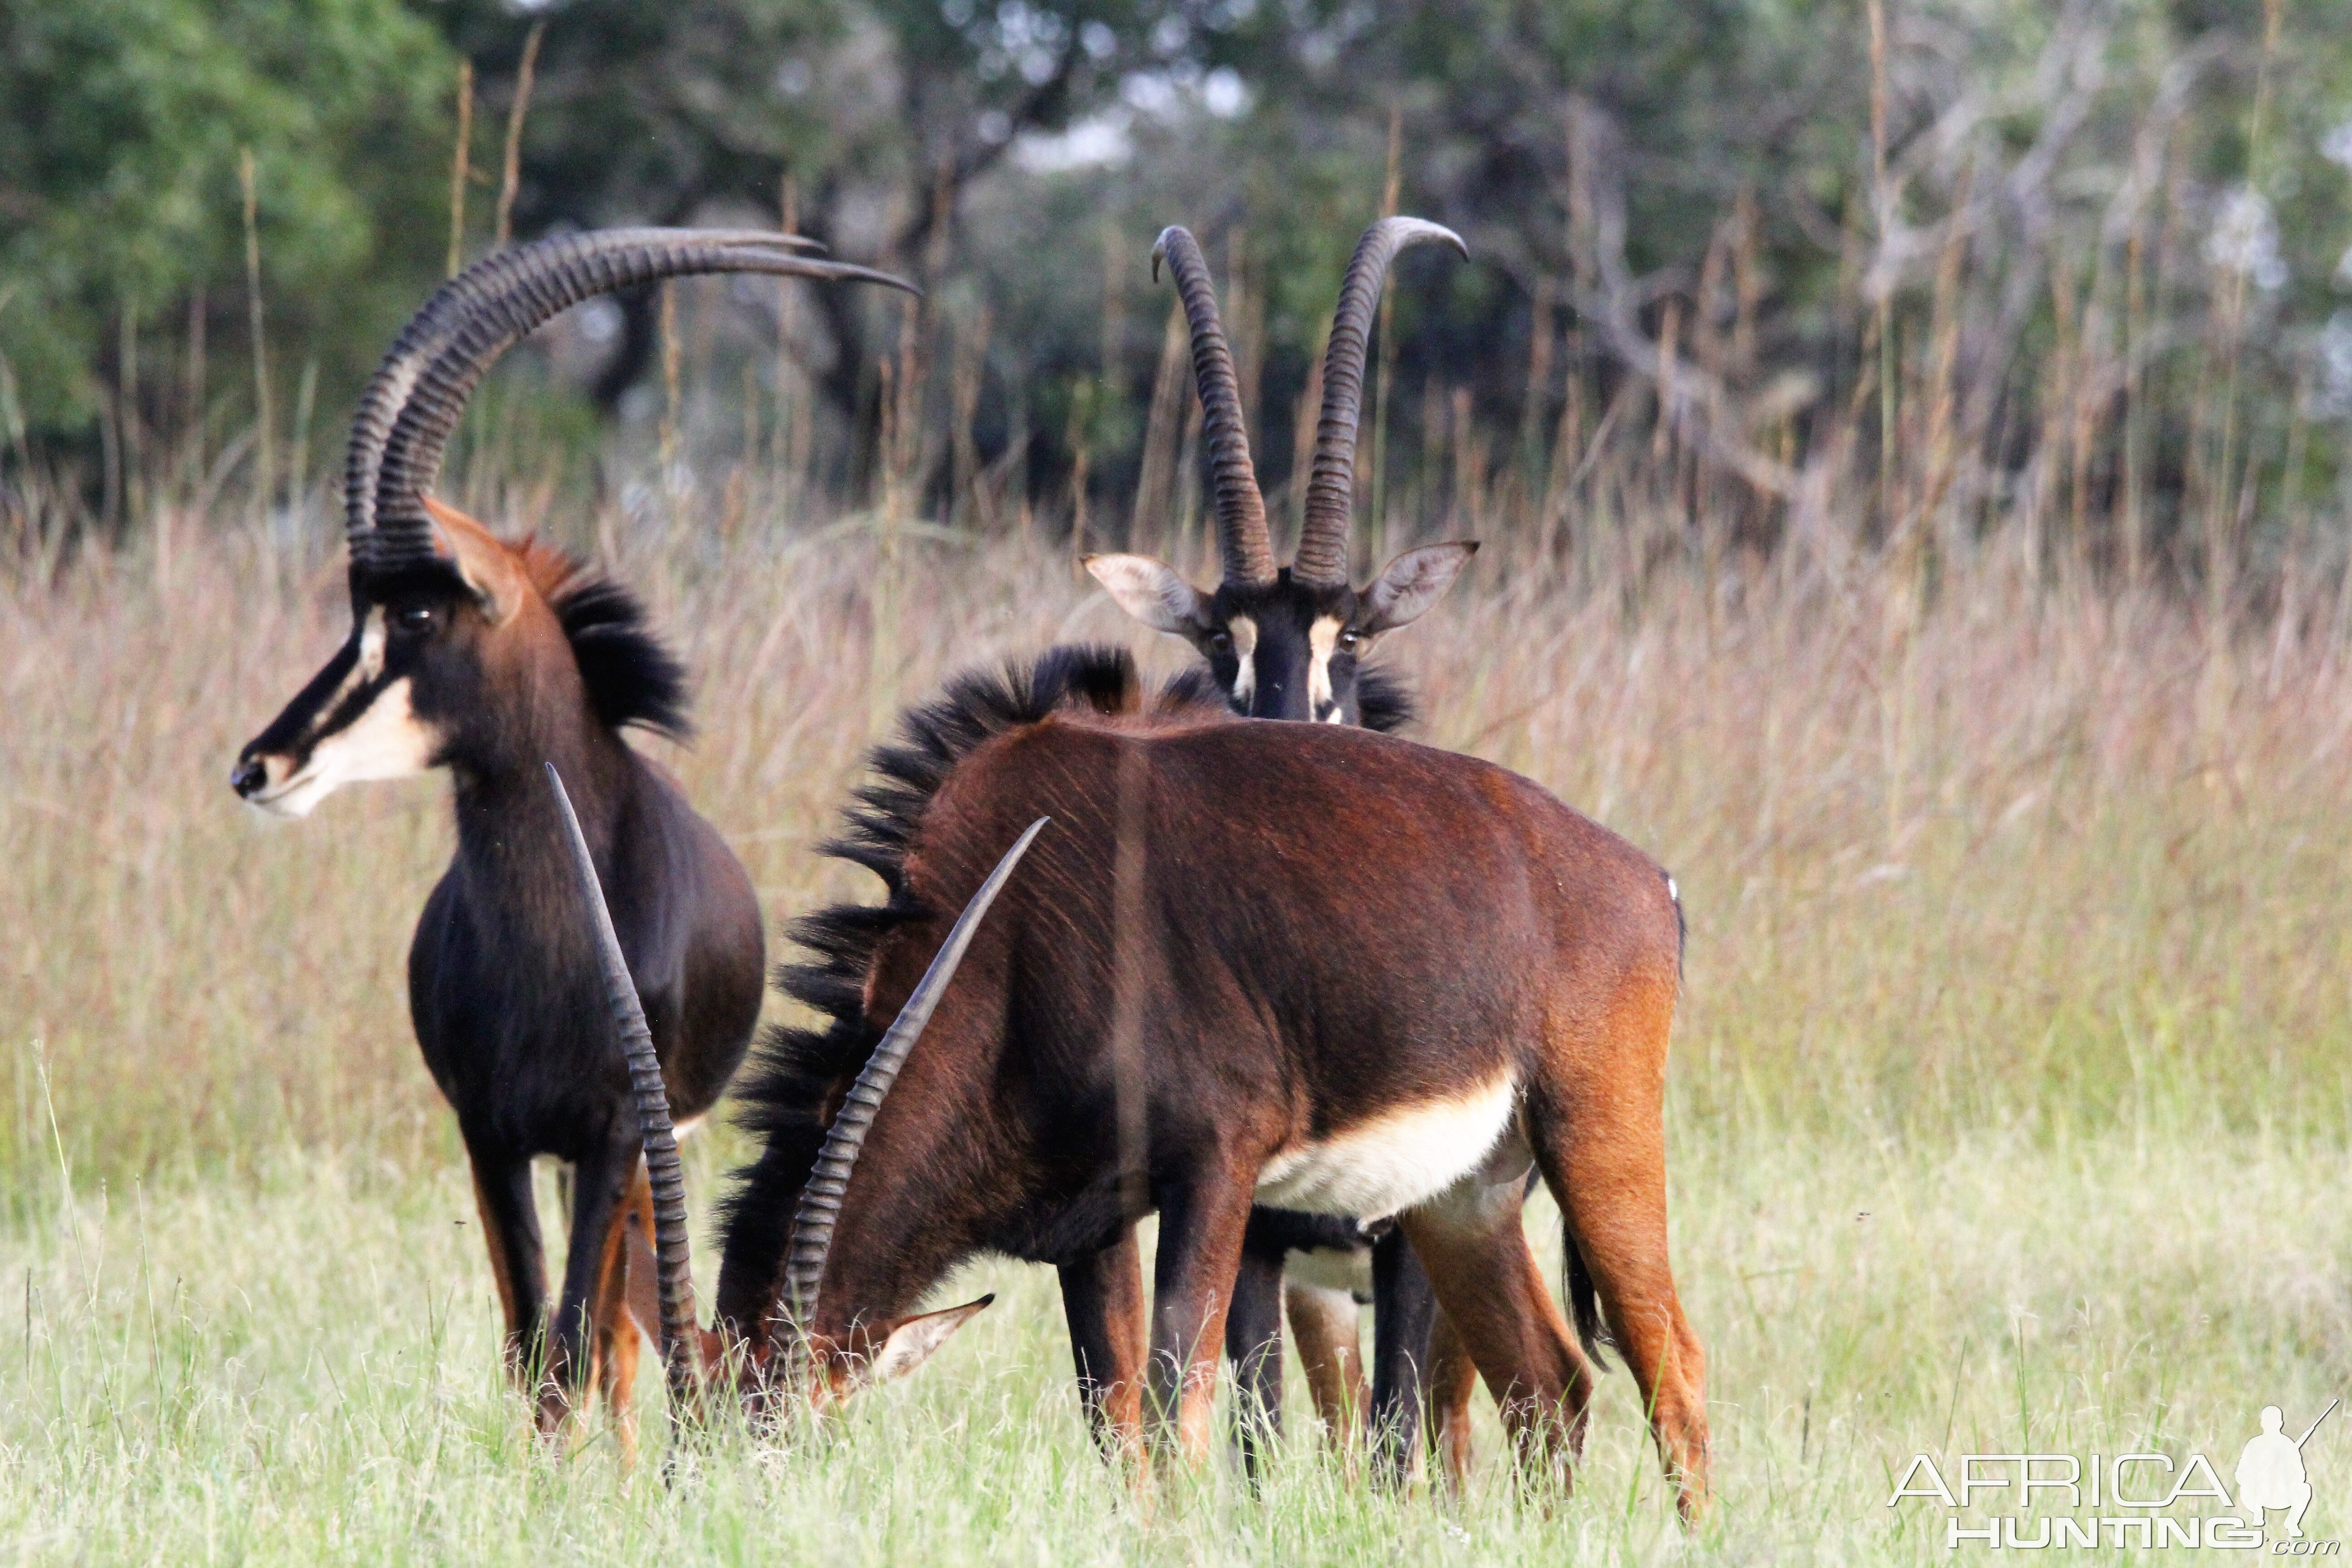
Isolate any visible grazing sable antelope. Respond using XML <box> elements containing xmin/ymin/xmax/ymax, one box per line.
<box><xmin>578</xmin><ymin>646</ymin><xmax>1709</xmax><ymax>1517</ymax></box>
<box><xmin>230</xmin><ymin>229</ymin><xmax>916</xmax><ymax>1435</ymax></box>
<box><xmin>1083</xmin><ymin>220</ymin><xmax>1480</xmax><ymax>1479</ymax></box>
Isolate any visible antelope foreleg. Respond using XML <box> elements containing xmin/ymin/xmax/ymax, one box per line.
<box><xmin>1146</xmin><ymin>1163</ymin><xmax>1257</xmax><ymax>1467</ymax></box>
<box><xmin>466</xmin><ymin>1142</ymin><xmax>547</xmax><ymax>1390</ymax></box>
<box><xmin>1059</xmin><ymin>1226</ymin><xmax>1147</xmax><ymax>1466</ymax></box>
<box><xmin>1223</xmin><ymin>1232</ymin><xmax>1288</xmax><ymax>1479</ymax></box>
<box><xmin>1367</xmin><ymin>1228</ymin><xmax>1438</xmax><ymax>1487</ymax></box>
<box><xmin>545</xmin><ymin>1136</ymin><xmax>636</xmax><ymax>1433</ymax></box>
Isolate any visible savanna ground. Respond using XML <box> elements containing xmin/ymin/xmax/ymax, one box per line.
<box><xmin>3</xmin><ymin>496</ymin><xmax>2349</xmax><ymax>1563</ymax></box>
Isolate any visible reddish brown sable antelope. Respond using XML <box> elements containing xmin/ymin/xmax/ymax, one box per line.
<box><xmin>1084</xmin><ymin>220</ymin><xmax>1480</xmax><ymax>1480</ymax></box>
<box><xmin>577</xmin><ymin>646</ymin><xmax>1709</xmax><ymax>1516</ymax></box>
<box><xmin>230</xmin><ymin>229</ymin><xmax>916</xmax><ymax>1436</ymax></box>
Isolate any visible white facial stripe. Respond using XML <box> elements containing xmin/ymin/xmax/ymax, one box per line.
<box><xmin>1308</xmin><ymin>615</ymin><xmax>1343</xmax><ymax>720</ymax></box>
<box><xmin>1254</xmin><ymin>1075</ymin><xmax>1518</xmax><ymax>1220</ymax></box>
<box><xmin>356</xmin><ymin>606</ymin><xmax>387</xmax><ymax>680</ymax></box>
<box><xmin>1228</xmin><ymin>615</ymin><xmax>1259</xmax><ymax>705</ymax></box>
<box><xmin>248</xmin><ymin>677</ymin><xmax>436</xmax><ymax>818</ymax></box>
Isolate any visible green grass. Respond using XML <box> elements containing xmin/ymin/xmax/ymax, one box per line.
<box><xmin>3</xmin><ymin>516</ymin><xmax>2349</xmax><ymax>1560</ymax></box>
<box><xmin>1</xmin><ymin>1123</ymin><xmax>2343</xmax><ymax>1561</ymax></box>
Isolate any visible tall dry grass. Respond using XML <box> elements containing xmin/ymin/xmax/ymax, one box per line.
<box><xmin>4</xmin><ymin>481</ymin><xmax>2348</xmax><ymax>1198</ymax></box>
<box><xmin>3</xmin><ymin>466</ymin><xmax>2350</xmax><ymax>1560</ymax></box>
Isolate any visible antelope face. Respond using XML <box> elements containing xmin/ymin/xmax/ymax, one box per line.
<box><xmin>233</xmin><ymin>503</ymin><xmax>532</xmax><ymax>817</ymax></box>
<box><xmin>1086</xmin><ymin>542</ymin><xmax>1478</xmax><ymax>724</ymax></box>
<box><xmin>230</xmin><ymin>583</ymin><xmax>471</xmax><ymax>817</ymax></box>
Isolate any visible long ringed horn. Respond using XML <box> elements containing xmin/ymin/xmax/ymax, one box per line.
<box><xmin>1151</xmin><ymin>226</ymin><xmax>1276</xmax><ymax>588</ymax></box>
<box><xmin>1292</xmin><ymin>217</ymin><xmax>1467</xmax><ymax>588</ymax></box>
<box><xmin>783</xmin><ymin>817</ymin><xmax>1049</xmax><ymax>1329</ymax></box>
<box><xmin>546</xmin><ymin>761</ymin><xmax>701</xmax><ymax>1421</ymax></box>
<box><xmin>349</xmin><ymin>229</ymin><xmax>913</xmax><ymax>581</ymax></box>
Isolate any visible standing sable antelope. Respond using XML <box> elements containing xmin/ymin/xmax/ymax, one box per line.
<box><xmin>1083</xmin><ymin>219</ymin><xmax>1480</xmax><ymax>1480</ymax></box>
<box><xmin>571</xmin><ymin>645</ymin><xmax>1710</xmax><ymax>1518</ymax></box>
<box><xmin>231</xmin><ymin>229</ymin><xmax>916</xmax><ymax>1436</ymax></box>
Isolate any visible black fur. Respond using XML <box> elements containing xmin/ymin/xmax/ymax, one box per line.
<box><xmin>1566</xmin><ymin>1234</ymin><xmax>1612</xmax><ymax>1369</ymax></box>
<box><xmin>1354</xmin><ymin>663</ymin><xmax>1416</xmax><ymax>735</ymax></box>
<box><xmin>548</xmin><ymin>571</ymin><xmax>692</xmax><ymax>741</ymax></box>
<box><xmin>716</xmin><ymin>645</ymin><xmax>1209</xmax><ymax>1321</ymax></box>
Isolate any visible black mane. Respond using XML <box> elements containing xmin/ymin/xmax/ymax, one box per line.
<box><xmin>715</xmin><ymin>644</ymin><xmax>1211</xmax><ymax>1318</ymax></box>
<box><xmin>547</xmin><ymin>570</ymin><xmax>692</xmax><ymax>741</ymax></box>
<box><xmin>1356</xmin><ymin>663</ymin><xmax>1416</xmax><ymax>734</ymax></box>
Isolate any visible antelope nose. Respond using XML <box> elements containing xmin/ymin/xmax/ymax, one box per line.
<box><xmin>230</xmin><ymin>757</ymin><xmax>268</xmax><ymax>798</ymax></box>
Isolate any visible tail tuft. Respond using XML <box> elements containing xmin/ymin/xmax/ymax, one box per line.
<box><xmin>1564</xmin><ymin>1224</ymin><xmax>1614</xmax><ymax>1371</ymax></box>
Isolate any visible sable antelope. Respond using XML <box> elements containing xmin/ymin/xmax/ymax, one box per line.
<box><xmin>230</xmin><ymin>229</ymin><xmax>916</xmax><ymax>1437</ymax></box>
<box><xmin>1083</xmin><ymin>219</ymin><xmax>1480</xmax><ymax>1480</ymax></box>
<box><xmin>575</xmin><ymin>646</ymin><xmax>1709</xmax><ymax>1517</ymax></box>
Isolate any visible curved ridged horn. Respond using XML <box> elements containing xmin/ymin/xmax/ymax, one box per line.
<box><xmin>545</xmin><ymin>761</ymin><xmax>701</xmax><ymax>1420</ymax></box>
<box><xmin>783</xmin><ymin>817</ymin><xmax>1049</xmax><ymax>1328</ymax></box>
<box><xmin>1293</xmin><ymin>217</ymin><xmax>1468</xmax><ymax>587</ymax></box>
<box><xmin>1151</xmin><ymin>226</ymin><xmax>1276</xmax><ymax>588</ymax></box>
<box><xmin>348</xmin><ymin>229</ymin><xmax>915</xmax><ymax>580</ymax></box>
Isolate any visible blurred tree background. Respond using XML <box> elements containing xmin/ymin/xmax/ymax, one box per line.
<box><xmin>4</xmin><ymin>0</ymin><xmax>2351</xmax><ymax>592</ymax></box>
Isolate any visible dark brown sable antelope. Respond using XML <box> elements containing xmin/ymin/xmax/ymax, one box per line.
<box><xmin>230</xmin><ymin>229</ymin><xmax>916</xmax><ymax>1437</ymax></box>
<box><xmin>569</xmin><ymin>645</ymin><xmax>1710</xmax><ymax>1517</ymax></box>
<box><xmin>1084</xmin><ymin>219</ymin><xmax>1480</xmax><ymax>1480</ymax></box>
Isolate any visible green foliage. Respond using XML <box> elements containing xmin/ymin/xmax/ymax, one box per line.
<box><xmin>0</xmin><ymin>0</ymin><xmax>456</xmax><ymax>430</ymax></box>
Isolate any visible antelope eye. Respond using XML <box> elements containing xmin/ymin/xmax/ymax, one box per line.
<box><xmin>1206</xmin><ymin>631</ymin><xmax>1233</xmax><ymax>654</ymax></box>
<box><xmin>394</xmin><ymin>604</ymin><xmax>436</xmax><ymax>632</ymax></box>
<box><xmin>1338</xmin><ymin>630</ymin><xmax>1364</xmax><ymax>653</ymax></box>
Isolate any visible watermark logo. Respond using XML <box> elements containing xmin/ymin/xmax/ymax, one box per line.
<box><xmin>1889</xmin><ymin>1400</ymin><xmax>2338</xmax><ymax>1552</ymax></box>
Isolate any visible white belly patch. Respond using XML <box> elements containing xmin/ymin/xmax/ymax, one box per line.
<box><xmin>1284</xmin><ymin>1246</ymin><xmax>1374</xmax><ymax>1296</ymax></box>
<box><xmin>1254</xmin><ymin>1078</ymin><xmax>1517</xmax><ymax>1220</ymax></box>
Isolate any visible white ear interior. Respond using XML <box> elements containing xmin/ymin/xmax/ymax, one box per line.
<box><xmin>1362</xmin><ymin>542</ymin><xmax>1479</xmax><ymax>634</ymax></box>
<box><xmin>864</xmin><ymin>1295</ymin><xmax>995</xmax><ymax>1386</ymax></box>
<box><xmin>1083</xmin><ymin>554</ymin><xmax>1208</xmax><ymax>636</ymax></box>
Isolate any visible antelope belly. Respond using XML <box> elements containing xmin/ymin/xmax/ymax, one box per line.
<box><xmin>1284</xmin><ymin>1245</ymin><xmax>1373</xmax><ymax>1298</ymax></box>
<box><xmin>1254</xmin><ymin>1079</ymin><xmax>1517</xmax><ymax>1220</ymax></box>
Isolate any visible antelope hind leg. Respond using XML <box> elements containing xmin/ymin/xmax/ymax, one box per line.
<box><xmin>590</xmin><ymin>1159</ymin><xmax>653</xmax><ymax>1465</ymax></box>
<box><xmin>1426</xmin><ymin>1306</ymin><xmax>1479</xmax><ymax>1493</ymax></box>
<box><xmin>1524</xmin><ymin>1076</ymin><xmax>1710</xmax><ymax>1519</ymax></box>
<box><xmin>1284</xmin><ymin>1283</ymin><xmax>1366</xmax><ymax>1457</ymax></box>
<box><xmin>1396</xmin><ymin>1143</ymin><xmax>1596</xmax><ymax>1494</ymax></box>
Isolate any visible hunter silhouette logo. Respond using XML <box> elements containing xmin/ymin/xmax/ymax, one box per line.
<box><xmin>2238</xmin><ymin>1401</ymin><xmax>2335</xmax><ymax>1541</ymax></box>
<box><xmin>1889</xmin><ymin>1396</ymin><xmax>2341</xmax><ymax>1550</ymax></box>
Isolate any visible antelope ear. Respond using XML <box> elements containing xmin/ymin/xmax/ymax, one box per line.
<box><xmin>1361</xmin><ymin>541</ymin><xmax>1479</xmax><ymax>634</ymax></box>
<box><xmin>864</xmin><ymin>1294</ymin><xmax>994</xmax><ymax>1386</ymax></box>
<box><xmin>422</xmin><ymin>496</ymin><xmax>528</xmax><ymax>625</ymax></box>
<box><xmin>1083</xmin><ymin>554</ymin><xmax>1209</xmax><ymax>636</ymax></box>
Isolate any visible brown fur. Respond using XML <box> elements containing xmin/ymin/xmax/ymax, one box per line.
<box><xmin>710</xmin><ymin>650</ymin><xmax>1707</xmax><ymax>1512</ymax></box>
